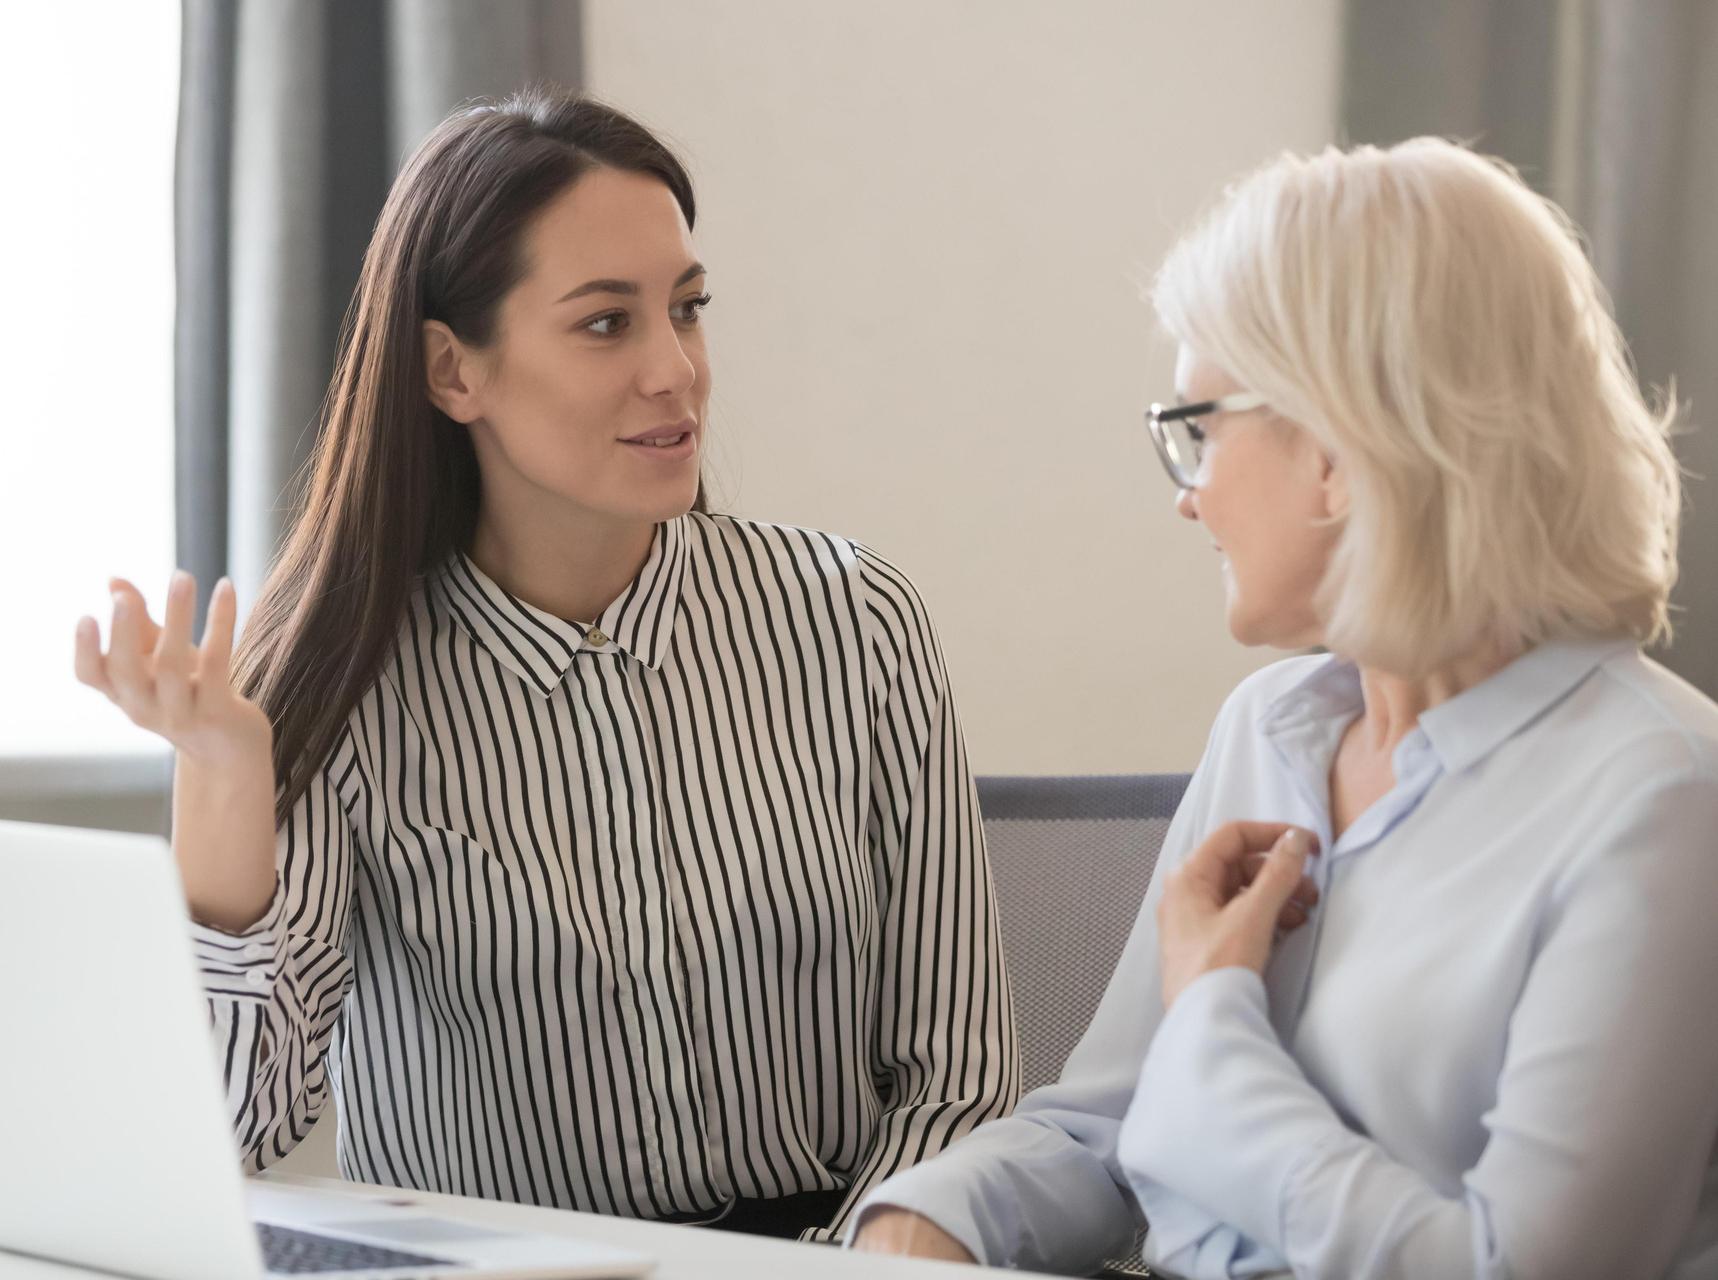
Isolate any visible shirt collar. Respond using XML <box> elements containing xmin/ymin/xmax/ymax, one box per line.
<box><xmin>431</xmin><ymin>518</ymin><xmax>689</xmax><ymax>696</ymax></box>
<box><xmin>1416</xmin><ymin>636</ymin><xmax>1634</xmax><ymax>774</ymax></box>
<box><xmin>1260</xmin><ymin>637</ymin><xmax>1634</xmax><ymax>777</ymax></box>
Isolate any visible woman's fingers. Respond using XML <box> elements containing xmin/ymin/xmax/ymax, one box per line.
<box><xmin>104</xmin><ymin>582</ymin><xmax>154</xmax><ymax>714</ymax></box>
<box><xmin>1241</xmin><ymin>855</ymin><xmax>1320</xmax><ymax>910</ymax></box>
<box><xmin>108</xmin><ymin>577</ymin><xmax>162</xmax><ymax>652</ymax></box>
<box><xmin>1277</xmin><ymin>871</ymin><xmax>1320</xmax><ymax>929</ymax></box>
<box><xmin>1160</xmin><ymin>824</ymin><xmax>1322</xmax><ymax>1008</ymax></box>
<box><xmin>197</xmin><ymin>576</ymin><xmax>237</xmax><ymax>686</ymax></box>
<box><xmin>72</xmin><ymin>616</ymin><xmax>111</xmax><ymax>694</ymax></box>
<box><xmin>1233</xmin><ymin>829</ymin><xmax>1317</xmax><ymax>933</ymax></box>
<box><xmin>1182</xmin><ymin>820</ymin><xmax>1303</xmax><ymax>900</ymax></box>
<box><xmin>155</xmin><ymin>571</ymin><xmax>198</xmax><ymax>724</ymax></box>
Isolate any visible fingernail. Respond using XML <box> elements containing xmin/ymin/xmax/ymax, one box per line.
<box><xmin>171</xmin><ymin>569</ymin><xmax>191</xmax><ymax>591</ymax></box>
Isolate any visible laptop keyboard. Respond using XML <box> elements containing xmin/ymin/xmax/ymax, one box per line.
<box><xmin>257</xmin><ymin>1221</ymin><xmax>455</xmax><ymax>1274</ymax></box>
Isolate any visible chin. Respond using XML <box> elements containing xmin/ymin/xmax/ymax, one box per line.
<box><xmin>1227</xmin><ymin>605</ymin><xmax>1323</xmax><ymax>653</ymax></box>
<box><xmin>1223</xmin><ymin>594</ymin><xmax>1288</xmax><ymax>650</ymax></box>
<box><xmin>634</xmin><ymin>474</ymin><xmax>703</xmax><ymax>522</ymax></box>
<box><xmin>1223</xmin><ymin>591</ymin><xmax>1264</xmax><ymax>648</ymax></box>
<box><xmin>664</xmin><ymin>472</ymin><xmax>704</xmax><ymax>517</ymax></box>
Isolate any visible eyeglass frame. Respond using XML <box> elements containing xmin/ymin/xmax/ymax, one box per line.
<box><xmin>1144</xmin><ymin>391</ymin><xmax>1269</xmax><ymax>489</ymax></box>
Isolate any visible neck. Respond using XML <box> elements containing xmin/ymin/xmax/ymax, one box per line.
<box><xmin>1351</xmin><ymin>643</ymin><xmax>1523</xmax><ymax>756</ymax></box>
<box><xmin>468</xmin><ymin>491</ymin><xmax>657</xmax><ymax>626</ymax></box>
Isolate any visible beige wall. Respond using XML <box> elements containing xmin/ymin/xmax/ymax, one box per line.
<box><xmin>586</xmin><ymin>0</ymin><xmax>1342</xmax><ymax>774</ymax></box>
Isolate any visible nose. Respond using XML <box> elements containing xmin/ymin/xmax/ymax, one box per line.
<box><xmin>639</xmin><ymin>319</ymin><xmax>698</xmax><ymax>399</ymax></box>
<box><xmin>1175</xmin><ymin>485</ymin><xmax>1199</xmax><ymax>522</ymax></box>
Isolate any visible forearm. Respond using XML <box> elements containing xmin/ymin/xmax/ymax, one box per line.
<box><xmin>172</xmin><ymin>736</ymin><xmax>278</xmax><ymax>932</ymax></box>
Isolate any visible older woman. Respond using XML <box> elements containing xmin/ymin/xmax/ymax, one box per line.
<box><xmin>850</xmin><ymin>138</ymin><xmax>1718</xmax><ymax>1278</ymax></box>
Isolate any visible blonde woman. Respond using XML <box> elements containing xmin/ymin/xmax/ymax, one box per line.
<box><xmin>852</xmin><ymin>138</ymin><xmax>1718</xmax><ymax>1278</ymax></box>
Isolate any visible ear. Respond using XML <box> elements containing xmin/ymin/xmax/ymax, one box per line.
<box><xmin>423</xmin><ymin>320</ymin><xmax>485</xmax><ymax>424</ymax></box>
<box><xmin>1320</xmin><ymin>450</ymin><xmax>1350</xmax><ymax>521</ymax></box>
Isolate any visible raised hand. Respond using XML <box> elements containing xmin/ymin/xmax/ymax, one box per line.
<box><xmin>74</xmin><ymin>572</ymin><xmax>272</xmax><ymax>761</ymax></box>
<box><xmin>74</xmin><ymin>571</ymin><xmax>279</xmax><ymax>931</ymax></box>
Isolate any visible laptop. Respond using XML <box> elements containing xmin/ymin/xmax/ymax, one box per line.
<box><xmin>0</xmin><ymin>819</ymin><xmax>654</xmax><ymax>1280</ymax></box>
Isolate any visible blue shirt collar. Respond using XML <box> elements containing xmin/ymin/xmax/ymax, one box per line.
<box><xmin>1261</xmin><ymin>637</ymin><xmax>1635</xmax><ymax>777</ymax></box>
<box><xmin>1417</xmin><ymin>638</ymin><xmax>1634</xmax><ymax>774</ymax></box>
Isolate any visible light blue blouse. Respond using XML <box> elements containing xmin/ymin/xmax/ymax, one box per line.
<box><xmin>855</xmin><ymin>640</ymin><xmax>1718</xmax><ymax>1279</ymax></box>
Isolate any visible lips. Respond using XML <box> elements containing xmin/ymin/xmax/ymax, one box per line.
<box><xmin>622</xmin><ymin>418</ymin><xmax>697</xmax><ymax>446</ymax></box>
<box><xmin>619</xmin><ymin>417</ymin><xmax>698</xmax><ymax>463</ymax></box>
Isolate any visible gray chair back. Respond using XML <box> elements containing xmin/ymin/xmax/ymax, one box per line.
<box><xmin>978</xmin><ymin>774</ymin><xmax>1191</xmax><ymax>1096</ymax></box>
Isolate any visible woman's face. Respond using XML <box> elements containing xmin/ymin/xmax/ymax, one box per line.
<box><xmin>1171</xmin><ymin>345</ymin><xmax>1341</xmax><ymax>650</ymax></box>
<box><xmin>435</xmin><ymin>166</ymin><xmax>711</xmax><ymax>528</ymax></box>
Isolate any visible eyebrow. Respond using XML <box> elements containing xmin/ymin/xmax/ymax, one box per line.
<box><xmin>555</xmin><ymin>262</ymin><xmax>706</xmax><ymax>304</ymax></box>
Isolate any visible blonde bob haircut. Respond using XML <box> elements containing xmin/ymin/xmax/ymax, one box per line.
<box><xmin>1153</xmin><ymin>136</ymin><xmax>1682</xmax><ymax>676</ymax></box>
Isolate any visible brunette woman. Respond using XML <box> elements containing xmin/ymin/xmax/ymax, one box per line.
<box><xmin>75</xmin><ymin>87</ymin><xmax>1016</xmax><ymax>1242</ymax></box>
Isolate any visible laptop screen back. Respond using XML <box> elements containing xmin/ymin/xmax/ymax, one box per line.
<box><xmin>0</xmin><ymin>820</ymin><xmax>266</xmax><ymax>1280</ymax></box>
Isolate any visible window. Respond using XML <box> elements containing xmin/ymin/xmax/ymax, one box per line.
<box><xmin>1</xmin><ymin>6</ymin><xmax>180</xmax><ymax>760</ymax></box>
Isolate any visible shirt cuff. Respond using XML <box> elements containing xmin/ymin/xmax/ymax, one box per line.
<box><xmin>844</xmin><ymin>1164</ymin><xmax>991</xmax><ymax>1265</ymax></box>
<box><xmin>1120</xmin><ymin>966</ymin><xmax>1317</xmax><ymax>1260</ymax></box>
<box><xmin>189</xmin><ymin>882</ymin><xmax>286</xmax><ymax>1001</ymax></box>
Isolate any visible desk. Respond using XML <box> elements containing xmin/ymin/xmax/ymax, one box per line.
<box><xmin>0</xmin><ymin>1171</ymin><xmax>1061</xmax><ymax>1279</ymax></box>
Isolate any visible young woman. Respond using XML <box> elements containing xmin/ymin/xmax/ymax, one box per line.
<box><xmin>854</xmin><ymin>138</ymin><xmax>1718</xmax><ymax>1277</ymax></box>
<box><xmin>75</xmin><ymin>88</ymin><xmax>1016</xmax><ymax>1243</ymax></box>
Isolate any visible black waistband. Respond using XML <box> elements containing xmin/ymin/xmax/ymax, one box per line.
<box><xmin>661</xmin><ymin>1186</ymin><xmax>848</xmax><ymax>1240</ymax></box>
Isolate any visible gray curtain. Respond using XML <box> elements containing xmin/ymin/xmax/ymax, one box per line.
<box><xmin>175</xmin><ymin>0</ymin><xmax>585</xmax><ymax>618</ymax></box>
<box><xmin>1342</xmin><ymin>0</ymin><xmax>1718</xmax><ymax>697</ymax></box>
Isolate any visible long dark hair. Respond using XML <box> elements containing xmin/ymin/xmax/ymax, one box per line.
<box><xmin>233</xmin><ymin>87</ymin><xmax>701</xmax><ymax>825</ymax></box>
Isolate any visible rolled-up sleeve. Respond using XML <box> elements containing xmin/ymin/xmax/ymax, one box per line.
<box><xmin>188</xmin><ymin>727</ymin><xmax>361</xmax><ymax>1171</ymax></box>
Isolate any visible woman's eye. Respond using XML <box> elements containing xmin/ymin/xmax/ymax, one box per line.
<box><xmin>582</xmin><ymin>311</ymin><xmax>629</xmax><ymax>337</ymax></box>
<box><xmin>674</xmin><ymin>292</ymin><xmax>712</xmax><ymax>323</ymax></box>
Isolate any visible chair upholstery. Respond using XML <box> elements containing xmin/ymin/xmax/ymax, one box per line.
<box><xmin>977</xmin><ymin>774</ymin><xmax>1192</xmax><ymax>1100</ymax></box>
<box><xmin>977</xmin><ymin>774</ymin><xmax>1191</xmax><ymax>1277</ymax></box>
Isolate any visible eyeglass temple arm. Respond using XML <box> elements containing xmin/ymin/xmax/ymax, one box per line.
<box><xmin>1152</xmin><ymin>391</ymin><xmax>1268</xmax><ymax>422</ymax></box>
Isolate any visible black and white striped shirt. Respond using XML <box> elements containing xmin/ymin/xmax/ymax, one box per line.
<box><xmin>190</xmin><ymin>512</ymin><xmax>1018</xmax><ymax>1239</ymax></box>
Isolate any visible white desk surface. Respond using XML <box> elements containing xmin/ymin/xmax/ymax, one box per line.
<box><xmin>0</xmin><ymin>1170</ymin><xmax>1063</xmax><ymax>1279</ymax></box>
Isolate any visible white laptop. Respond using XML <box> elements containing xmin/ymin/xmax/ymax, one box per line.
<box><xmin>0</xmin><ymin>819</ymin><xmax>654</xmax><ymax>1280</ymax></box>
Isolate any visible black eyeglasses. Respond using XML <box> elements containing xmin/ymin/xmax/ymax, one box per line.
<box><xmin>1144</xmin><ymin>392</ymin><xmax>1268</xmax><ymax>489</ymax></box>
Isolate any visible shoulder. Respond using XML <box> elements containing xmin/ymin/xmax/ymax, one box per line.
<box><xmin>683</xmin><ymin>512</ymin><xmax>927</xmax><ymax>610</ymax></box>
<box><xmin>1580</xmin><ymin>648</ymin><xmax>1718</xmax><ymax>783</ymax></box>
<box><xmin>682</xmin><ymin>511</ymin><xmax>863</xmax><ymax>576</ymax></box>
<box><xmin>1528</xmin><ymin>650</ymin><xmax>1718</xmax><ymax>911</ymax></box>
<box><xmin>1508</xmin><ymin>646</ymin><xmax>1718</xmax><ymax>804</ymax></box>
<box><xmin>1210</xmin><ymin>652</ymin><xmax>1336</xmax><ymax>739</ymax></box>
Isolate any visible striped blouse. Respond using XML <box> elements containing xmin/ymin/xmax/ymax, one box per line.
<box><xmin>188</xmin><ymin>512</ymin><xmax>1018</xmax><ymax>1240</ymax></box>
